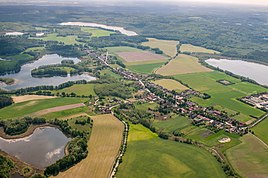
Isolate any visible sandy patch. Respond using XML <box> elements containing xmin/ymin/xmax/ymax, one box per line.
<box><xmin>218</xmin><ymin>137</ymin><xmax>231</xmax><ymax>143</ymax></box>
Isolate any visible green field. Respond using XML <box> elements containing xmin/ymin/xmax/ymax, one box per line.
<box><xmin>53</xmin><ymin>84</ymin><xmax>96</xmax><ymax>96</ymax></box>
<box><xmin>116</xmin><ymin>124</ymin><xmax>226</xmax><ymax>178</ymax></box>
<box><xmin>33</xmin><ymin>33</ymin><xmax>80</xmax><ymax>45</ymax></box>
<box><xmin>81</xmin><ymin>27</ymin><xmax>115</xmax><ymax>37</ymax></box>
<box><xmin>226</xmin><ymin>134</ymin><xmax>268</xmax><ymax>178</ymax></box>
<box><xmin>174</xmin><ymin>71</ymin><xmax>267</xmax><ymax>122</ymax></box>
<box><xmin>41</xmin><ymin>106</ymin><xmax>90</xmax><ymax>120</ymax></box>
<box><xmin>252</xmin><ymin>116</ymin><xmax>268</xmax><ymax>145</ymax></box>
<box><xmin>127</xmin><ymin>62</ymin><xmax>165</xmax><ymax>74</ymax></box>
<box><xmin>0</xmin><ymin>97</ymin><xmax>87</xmax><ymax>119</ymax></box>
<box><xmin>180</xmin><ymin>44</ymin><xmax>220</xmax><ymax>54</ymax></box>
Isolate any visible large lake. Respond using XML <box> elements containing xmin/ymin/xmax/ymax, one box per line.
<box><xmin>0</xmin><ymin>127</ymin><xmax>71</xmax><ymax>169</ymax></box>
<box><xmin>0</xmin><ymin>54</ymin><xmax>95</xmax><ymax>90</ymax></box>
<box><xmin>206</xmin><ymin>58</ymin><xmax>268</xmax><ymax>86</ymax></box>
<box><xmin>60</xmin><ymin>22</ymin><xmax>138</xmax><ymax>36</ymax></box>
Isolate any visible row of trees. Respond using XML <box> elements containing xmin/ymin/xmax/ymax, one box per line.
<box><xmin>0</xmin><ymin>96</ymin><xmax>13</xmax><ymax>109</ymax></box>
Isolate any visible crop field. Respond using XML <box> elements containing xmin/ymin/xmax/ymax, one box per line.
<box><xmin>116</xmin><ymin>124</ymin><xmax>226</xmax><ymax>178</ymax></box>
<box><xmin>174</xmin><ymin>71</ymin><xmax>267</xmax><ymax>122</ymax></box>
<box><xmin>252</xmin><ymin>116</ymin><xmax>268</xmax><ymax>145</ymax></box>
<box><xmin>33</xmin><ymin>33</ymin><xmax>80</xmax><ymax>45</ymax></box>
<box><xmin>153</xmin><ymin>79</ymin><xmax>188</xmax><ymax>91</ymax></box>
<box><xmin>53</xmin><ymin>84</ymin><xmax>96</xmax><ymax>96</ymax></box>
<box><xmin>0</xmin><ymin>97</ymin><xmax>87</xmax><ymax>119</ymax></box>
<box><xmin>126</xmin><ymin>62</ymin><xmax>166</xmax><ymax>74</ymax></box>
<box><xmin>56</xmin><ymin>114</ymin><xmax>124</xmax><ymax>178</ymax></box>
<box><xmin>226</xmin><ymin>134</ymin><xmax>268</xmax><ymax>178</ymax></box>
<box><xmin>41</xmin><ymin>107</ymin><xmax>90</xmax><ymax>120</ymax></box>
<box><xmin>155</xmin><ymin>54</ymin><xmax>211</xmax><ymax>76</ymax></box>
<box><xmin>117</xmin><ymin>51</ymin><xmax>166</xmax><ymax>63</ymax></box>
<box><xmin>180</xmin><ymin>44</ymin><xmax>220</xmax><ymax>54</ymax></box>
<box><xmin>142</xmin><ymin>38</ymin><xmax>179</xmax><ymax>57</ymax></box>
<box><xmin>81</xmin><ymin>27</ymin><xmax>115</xmax><ymax>37</ymax></box>
<box><xmin>12</xmin><ymin>95</ymin><xmax>56</xmax><ymax>103</ymax></box>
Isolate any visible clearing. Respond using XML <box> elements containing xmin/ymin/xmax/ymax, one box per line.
<box><xmin>153</xmin><ymin>79</ymin><xmax>188</xmax><ymax>91</ymax></box>
<box><xmin>81</xmin><ymin>27</ymin><xmax>115</xmax><ymax>37</ymax></box>
<box><xmin>52</xmin><ymin>84</ymin><xmax>96</xmax><ymax>96</ymax></box>
<box><xmin>180</xmin><ymin>44</ymin><xmax>220</xmax><ymax>54</ymax></box>
<box><xmin>33</xmin><ymin>33</ymin><xmax>80</xmax><ymax>45</ymax></box>
<box><xmin>56</xmin><ymin>114</ymin><xmax>124</xmax><ymax>178</ymax></box>
<box><xmin>142</xmin><ymin>38</ymin><xmax>179</xmax><ymax>57</ymax></box>
<box><xmin>116</xmin><ymin>124</ymin><xmax>226</xmax><ymax>178</ymax></box>
<box><xmin>155</xmin><ymin>54</ymin><xmax>211</xmax><ymax>76</ymax></box>
<box><xmin>117</xmin><ymin>51</ymin><xmax>166</xmax><ymax>63</ymax></box>
<box><xmin>12</xmin><ymin>95</ymin><xmax>56</xmax><ymax>103</ymax></box>
<box><xmin>226</xmin><ymin>134</ymin><xmax>268</xmax><ymax>178</ymax></box>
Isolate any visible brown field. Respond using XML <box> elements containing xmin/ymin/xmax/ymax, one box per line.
<box><xmin>142</xmin><ymin>38</ymin><xmax>179</xmax><ymax>57</ymax></box>
<box><xmin>56</xmin><ymin>114</ymin><xmax>124</xmax><ymax>178</ymax></box>
<box><xmin>226</xmin><ymin>134</ymin><xmax>268</xmax><ymax>178</ymax></box>
<box><xmin>155</xmin><ymin>54</ymin><xmax>211</xmax><ymax>76</ymax></box>
<box><xmin>117</xmin><ymin>51</ymin><xmax>166</xmax><ymax>63</ymax></box>
<box><xmin>180</xmin><ymin>44</ymin><xmax>220</xmax><ymax>54</ymax></box>
<box><xmin>12</xmin><ymin>95</ymin><xmax>57</xmax><ymax>103</ymax></box>
<box><xmin>31</xmin><ymin>103</ymin><xmax>85</xmax><ymax>116</ymax></box>
<box><xmin>153</xmin><ymin>79</ymin><xmax>188</xmax><ymax>91</ymax></box>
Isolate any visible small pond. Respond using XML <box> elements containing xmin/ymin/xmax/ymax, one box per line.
<box><xmin>0</xmin><ymin>127</ymin><xmax>71</xmax><ymax>169</ymax></box>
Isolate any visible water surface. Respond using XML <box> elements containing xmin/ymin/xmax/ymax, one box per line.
<box><xmin>206</xmin><ymin>58</ymin><xmax>268</xmax><ymax>86</ymax></box>
<box><xmin>0</xmin><ymin>127</ymin><xmax>71</xmax><ymax>169</ymax></box>
<box><xmin>60</xmin><ymin>22</ymin><xmax>138</xmax><ymax>36</ymax></box>
<box><xmin>0</xmin><ymin>54</ymin><xmax>95</xmax><ymax>90</ymax></box>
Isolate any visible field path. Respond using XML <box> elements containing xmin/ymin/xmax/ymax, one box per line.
<box><xmin>56</xmin><ymin>114</ymin><xmax>124</xmax><ymax>178</ymax></box>
<box><xmin>30</xmin><ymin>103</ymin><xmax>85</xmax><ymax>116</ymax></box>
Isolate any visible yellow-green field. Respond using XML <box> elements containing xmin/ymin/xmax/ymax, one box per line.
<box><xmin>33</xmin><ymin>33</ymin><xmax>80</xmax><ymax>45</ymax></box>
<box><xmin>116</xmin><ymin>124</ymin><xmax>226</xmax><ymax>178</ymax></box>
<box><xmin>226</xmin><ymin>134</ymin><xmax>268</xmax><ymax>178</ymax></box>
<box><xmin>56</xmin><ymin>114</ymin><xmax>124</xmax><ymax>178</ymax></box>
<box><xmin>252</xmin><ymin>115</ymin><xmax>268</xmax><ymax>145</ymax></box>
<box><xmin>142</xmin><ymin>38</ymin><xmax>179</xmax><ymax>57</ymax></box>
<box><xmin>153</xmin><ymin>79</ymin><xmax>188</xmax><ymax>91</ymax></box>
<box><xmin>156</xmin><ymin>54</ymin><xmax>211</xmax><ymax>76</ymax></box>
<box><xmin>180</xmin><ymin>44</ymin><xmax>220</xmax><ymax>54</ymax></box>
<box><xmin>53</xmin><ymin>84</ymin><xmax>96</xmax><ymax>96</ymax></box>
<box><xmin>81</xmin><ymin>27</ymin><xmax>115</xmax><ymax>37</ymax></box>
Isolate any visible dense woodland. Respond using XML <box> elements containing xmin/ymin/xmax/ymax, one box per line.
<box><xmin>0</xmin><ymin>96</ymin><xmax>13</xmax><ymax>109</ymax></box>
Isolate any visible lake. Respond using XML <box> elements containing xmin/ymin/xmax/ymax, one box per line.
<box><xmin>60</xmin><ymin>22</ymin><xmax>138</xmax><ymax>36</ymax></box>
<box><xmin>206</xmin><ymin>58</ymin><xmax>268</xmax><ymax>86</ymax></box>
<box><xmin>0</xmin><ymin>54</ymin><xmax>96</xmax><ymax>90</ymax></box>
<box><xmin>0</xmin><ymin>127</ymin><xmax>71</xmax><ymax>169</ymax></box>
<box><xmin>5</xmin><ymin>32</ymin><xmax>24</xmax><ymax>36</ymax></box>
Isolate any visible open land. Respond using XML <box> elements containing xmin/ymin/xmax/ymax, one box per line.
<box><xmin>52</xmin><ymin>84</ymin><xmax>96</xmax><ymax>96</ymax></box>
<box><xmin>153</xmin><ymin>79</ymin><xmax>188</xmax><ymax>91</ymax></box>
<box><xmin>226</xmin><ymin>134</ymin><xmax>268</xmax><ymax>178</ymax></box>
<box><xmin>180</xmin><ymin>44</ymin><xmax>220</xmax><ymax>54</ymax></box>
<box><xmin>155</xmin><ymin>54</ymin><xmax>211</xmax><ymax>76</ymax></box>
<box><xmin>174</xmin><ymin>71</ymin><xmax>267</xmax><ymax>123</ymax></box>
<box><xmin>142</xmin><ymin>38</ymin><xmax>179</xmax><ymax>57</ymax></box>
<box><xmin>81</xmin><ymin>27</ymin><xmax>115</xmax><ymax>37</ymax></box>
<box><xmin>56</xmin><ymin>114</ymin><xmax>124</xmax><ymax>178</ymax></box>
<box><xmin>0</xmin><ymin>97</ymin><xmax>87</xmax><ymax>119</ymax></box>
<box><xmin>116</xmin><ymin>124</ymin><xmax>226</xmax><ymax>178</ymax></box>
<box><xmin>252</xmin><ymin>116</ymin><xmax>268</xmax><ymax>145</ymax></box>
<box><xmin>117</xmin><ymin>51</ymin><xmax>166</xmax><ymax>63</ymax></box>
<box><xmin>12</xmin><ymin>95</ymin><xmax>57</xmax><ymax>103</ymax></box>
<box><xmin>33</xmin><ymin>33</ymin><xmax>80</xmax><ymax>45</ymax></box>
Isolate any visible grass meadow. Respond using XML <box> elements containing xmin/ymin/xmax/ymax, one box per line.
<box><xmin>116</xmin><ymin>124</ymin><xmax>226</xmax><ymax>178</ymax></box>
<box><xmin>180</xmin><ymin>44</ymin><xmax>220</xmax><ymax>54</ymax></box>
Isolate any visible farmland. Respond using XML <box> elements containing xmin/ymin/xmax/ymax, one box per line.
<box><xmin>117</xmin><ymin>51</ymin><xmax>166</xmax><ymax>63</ymax></box>
<box><xmin>142</xmin><ymin>38</ymin><xmax>179</xmax><ymax>57</ymax></box>
<box><xmin>174</xmin><ymin>71</ymin><xmax>267</xmax><ymax>123</ymax></box>
<box><xmin>153</xmin><ymin>79</ymin><xmax>188</xmax><ymax>91</ymax></box>
<box><xmin>33</xmin><ymin>33</ymin><xmax>80</xmax><ymax>45</ymax></box>
<box><xmin>0</xmin><ymin>97</ymin><xmax>87</xmax><ymax>119</ymax></box>
<box><xmin>180</xmin><ymin>44</ymin><xmax>220</xmax><ymax>54</ymax></box>
<box><xmin>116</xmin><ymin>124</ymin><xmax>226</xmax><ymax>178</ymax></box>
<box><xmin>226</xmin><ymin>134</ymin><xmax>268</xmax><ymax>178</ymax></box>
<box><xmin>53</xmin><ymin>84</ymin><xmax>96</xmax><ymax>96</ymax></box>
<box><xmin>155</xmin><ymin>54</ymin><xmax>211</xmax><ymax>76</ymax></box>
<box><xmin>56</xmin><ymin>114</ymin><xmax>124</xmax><ymax>178</ymax></box>
<box><xmin>12</xmin><ymin>95</ymin><xmax>56</xmax><ymax>103</ymax></box>
<box><xmin>126</xmin><ymin>62</ymin><xmax>165</xmax><ymax>74</ymax></box>
<box><xmin>81</xmin><ymin>27</ymin><xmax>115</xmax><ymax>37</ymax></box>
<box><xmin>252</xmin><ymin>116</ymin><xmax>268</xmax><ymax>145</ymax></box>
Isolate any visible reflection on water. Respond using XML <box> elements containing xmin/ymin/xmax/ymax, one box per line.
<box><xmin>0</xmin><ymin>127</ymin><xmax>71</xmax><ymax>169</ymax></box>
<box><xmin>206</xmin><ymin>58</ymin><xmax>268</xmax><ymax>86</ymax></box>
<box><xmin>0</xmin><ymin>54</ymin><xmax>95</xmax><ymax>90</ymax></box>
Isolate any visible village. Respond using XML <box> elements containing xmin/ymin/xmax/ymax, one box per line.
<box><xmin>241</xmin><ymin>92</ymin><xmax>268</xmax><ymax>112</ymax></box>
<box><xmin>93</xmin><ymin>50</ymin><xmax>248</xmax><ymax>135</ymax></box>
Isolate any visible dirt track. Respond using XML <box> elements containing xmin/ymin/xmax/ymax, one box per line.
<box><xmin>56</xmin><ymin>114</ymin><xmax>124</xmax><ymax>178</ymax></box>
